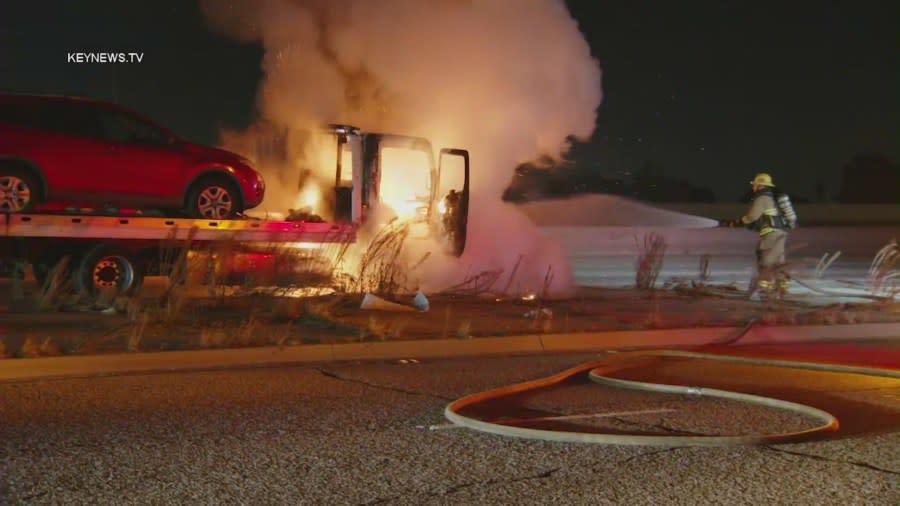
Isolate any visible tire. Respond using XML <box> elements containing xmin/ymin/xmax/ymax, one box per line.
<box><xmin>186</xmin><ymin>177</ymin><xmax>243</xmax><ymax>219</ymax></box>
<box><xmin>0</xmin><ymin>168</ymin><xmax>41</xmax><ymax>213</ymax></box>
<box><xmin>72</xmin><ymin>244</ymin><xmax>144</xmax><ymax>298</ymax></box>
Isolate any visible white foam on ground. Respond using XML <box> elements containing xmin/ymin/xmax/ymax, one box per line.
<box><xmin>516</xmin><ymin>194</ymin><xmax>719</xmax><ymax>227</ymax></box>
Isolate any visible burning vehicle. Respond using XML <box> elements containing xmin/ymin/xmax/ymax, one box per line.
<box><xmin>0</xmin><ymin>123</ymin><xmax>470</xmax><ymax>298</ymax></box>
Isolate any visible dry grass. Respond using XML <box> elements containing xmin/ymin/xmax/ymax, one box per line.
<box><xmin>19</xmin><ymin>335</ymin><xmax>41</xmax><ymax>358</ymax></box>
<box><xmin>815</xmin><ymin>251</ymin><xmax>842</xmax><ymax>279</ymax></box>
<box><xmin>272</xmin><ymin>297</ymin><xmax>305</xmax><ymax>321</ymax></box>
<box><xmin>442</xmin><ymin>304</ymin><xmax>452</xmax><ymax>338</ymax></box>
<box><xmin>538</xmin><ymin>265</ymin><xmax>555</xmax><ymax>301</ymax></box>
<box><xmin>441</xmin><ymin>269</ymin><xmax>504</xmax><ymax>296</ymax></box>
<box><xmin>351</xmin><ymin>219</ymin><xmax>413</xmax><ymax>295</ymax></box>
<box><xmin>195</xmin><ymin>317</ymin><xmax>296</xmax><ymax>348</ymax></box>
<box><xmin>456</xmin><ymin>319</ymin><xmax>472</xmax><ymax>339</ymax></box>
<box><xmin>364</xmin><ymin>316</ymin><xmax>408</xmax><ymax>341</ymax></box>
<box><xmin>199</xmin><ymin>325</ymin><xmax>228</xmax><ymax>348</ymax></box>
<box><xmin>635</xmin><ymin>233</ymin><xmax>667</xmax><ymax>290</ymax></box>
<box><xmin>643</xmin><ymin>293</ymin><xmax>665</xmax><ymax>328</ymax></box>
<box><xmin>501</xmin><ymin>254</ymin><xmax>525</xmax><ymax>295</ymax></box>
<box><xmin>127</xmin><ymin>313</ymin><xmax>149</xmax><ymax>352</ymax></box>
<box><xmin>698</xmin><ymin>254</ymin><xmax>711</xmax><ymax>282</ymax></box>
<box><xmin>236</xmin><ymin>317</ymin><xmax>264</xmax><ymax>346</ymax></box>
<box><xmin>38</xmin><ymin>337</ymin><xmax>61</xmax><ymax>356</ymax></box>
<box><xmin>9</xmin><ymin>261</ymin><xmax>25</xmax><ymax>301</ymax></box>
<box><xmin>867</xmin><ymin>239</ymin><xmax>899</xmax><ymax>298</ymax></box>
<box><xmin>36</xmin><ymin>256</ymin><xmax>74</xmax><ymax>311</ymax></box>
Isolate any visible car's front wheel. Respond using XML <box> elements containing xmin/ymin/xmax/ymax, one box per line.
<box><xmin>186</xmin><ymin>177</ymin><xmax>243</xmax><ymax>219</ymax></box>
<box><xmin>0</xmin><ymin>168</ymin><xmax>40</xmax><ymax>213</ymax></box>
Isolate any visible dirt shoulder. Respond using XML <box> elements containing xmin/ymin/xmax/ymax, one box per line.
<box><xmin>0</xmin><ymin>279</ymin><xmax>897</xmax><ymax>359</ymax></box>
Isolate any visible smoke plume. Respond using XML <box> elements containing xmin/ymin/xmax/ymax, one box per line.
<box><xmin>201</xmin><ymin>0</ymin><xmax>602</xmax><ymax>297</ymax></box>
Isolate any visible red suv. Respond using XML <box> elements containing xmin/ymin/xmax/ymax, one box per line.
<box><xmin>0</xmin><ymin>93</ymin><xmax>265</xmax><ymax>218</ymax></box>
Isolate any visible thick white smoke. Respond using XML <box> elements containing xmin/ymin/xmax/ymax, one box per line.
<box><xmin>201</xmin><ymin>0</ymin><xmax>602</xmax><ymax>297</ymax></box>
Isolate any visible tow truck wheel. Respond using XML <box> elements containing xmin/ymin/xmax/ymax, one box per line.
<box><xmin>186</xmin><ymin>177</ymin><xmax>243</xmax><ymax>220</ymax></box>
<box><xmin>0</xmin><ymin>168</ymin><xmax>40</xmax><ymax>213</ymax></box>
<box><xmin>72</xmin><ymin>245</ymin><xmax>144</xmax><ymax>298</ymax></box>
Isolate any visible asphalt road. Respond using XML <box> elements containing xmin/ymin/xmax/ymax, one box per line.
<box><xmin>1</xmin><ymin>346</ymin><xmax>898</xmax><ymax>505</ymax></box>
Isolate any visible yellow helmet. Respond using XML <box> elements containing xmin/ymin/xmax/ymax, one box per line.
<box><xmin>750</xmin><ymin>173</ymin><xmax>774</xmax><ymax>187</ymax></box>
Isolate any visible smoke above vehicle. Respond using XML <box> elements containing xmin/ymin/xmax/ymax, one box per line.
<box><xmin>200</xmin><ymin>0</ymin><xmax>603</xmax><ymax>297</ymax></box>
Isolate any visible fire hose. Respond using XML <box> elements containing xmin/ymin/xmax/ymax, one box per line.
<box><xmin>443</xmin><ymin>346</ymin><xmax>900</xmax><ymax>447</ymax></box>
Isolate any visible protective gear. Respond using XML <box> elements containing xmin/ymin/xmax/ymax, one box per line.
<box><xmin>718</xmin><ymin>218</ymin><xmax>740</xmax><ymax>228</ymax></box>
<box><xmin>774</xmin><ymin>192</ymin><xmax>798</xmax><ymax>230</ymax></box>
<box><xmin>740</xmin><ymin>187</ymin><xmax>792</xmax><ymax>236</ymax></box>
<box><xmin>755</xmin><ymin>229</ymin><xmax>789</xmax><ymax>297</ymax></box>
<box><xmin>734</xmin><ymin>173</ymin><xmax>792</xmax><ymax>300</ymax></box>
<box><xmin>750</xmin><ymin>173</ymin><xmax>775</xmax><ymax>187</ymax></box>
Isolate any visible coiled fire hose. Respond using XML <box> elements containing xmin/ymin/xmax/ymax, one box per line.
<box><xmin>444</xmin><ymin>348</ymin><xmax>900</xmax><ymax>447</ymax></box>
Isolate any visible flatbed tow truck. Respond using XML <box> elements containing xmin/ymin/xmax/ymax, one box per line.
<box><xmin>0</xmin><ymin>125</ymin><xmax>470</xmax><ymax>298</ymax></box>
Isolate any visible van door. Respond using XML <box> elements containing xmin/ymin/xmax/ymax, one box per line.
<box><xmin>432</xmin><ymin>148</ymin><xmax>470</xmax><ymax>256</ymax></box>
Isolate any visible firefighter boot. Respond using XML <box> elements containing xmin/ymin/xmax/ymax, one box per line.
<box><xmin>776</xmin><ymin>278</ymin><xmax>791</xmax><ymax>298</ymax></box>
<box><xmin>755</xmin><ymin>279</ymin><xmax>775</xmax><ymax>301</ymax></box>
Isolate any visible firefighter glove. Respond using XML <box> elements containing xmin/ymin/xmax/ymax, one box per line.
<box><xmin>718</xmin><ymin>218</ymin><xmax>740</xmax><ymax>228</ymax></box>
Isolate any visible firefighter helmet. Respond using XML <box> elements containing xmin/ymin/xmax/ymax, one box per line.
<box><xmin>750</xmin><ymin>173</ymin><xmax>774</xmax><ymax>187</ymax></box>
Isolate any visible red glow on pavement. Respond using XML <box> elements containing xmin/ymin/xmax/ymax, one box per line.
<box><xmin>703</xmin><ymin>342</ymin><xmax>900</xmax><ymax>369</ymax></box>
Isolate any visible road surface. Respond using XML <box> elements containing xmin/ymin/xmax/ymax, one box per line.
<box><xmin>1</xmin><ymin>342</ymin><xmax>897</xmax><ymax>504</ymax></box>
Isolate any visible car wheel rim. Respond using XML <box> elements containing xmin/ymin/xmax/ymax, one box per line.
<box><xmin>92</xmin><ymin>256</ymin><xmax>135</xmax><ymax>292</ymax></box>
<box><xmin>197</xmin><ymin>186</ymin><xmax>233</xmax><ymax>219</ymax></box>
<box><xmin>0</xmin><ymin>176</ymin><xmax>31</xmax><ymax>212</ymax></box>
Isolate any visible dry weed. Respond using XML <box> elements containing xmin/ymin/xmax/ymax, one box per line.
<box><xmin>698</xmin><ymin>254</ymin><xmax>711</xmax><ymax>281</ymax></box>
<box><xmin>867</xmin><ymin>239</ymin><xmax>899</xmax><ymax>298</ymax></box>
<box><xmin>387</xmin><ymin>319</ymin><xmax>408</xmax><ymax>340</ymax></box>
<box><xmin>128</xmin><ymin>313</ymin><xmax>149</xmax><ymax>351</ymax></box>
<box><xmin>9</xmin><ymin>260</ymin><xmax>25</xmax><ymax>301</ymax></box>
<box><xmin>272</xmin><ymin>323</ymin><xmax>293</xmax><ymax>348</ymax></box>
<box><xmin>815</xmin><ymin>251</ymin><xmax>841</xmax><ymax>279</ymax></box>
<box><xmin>37</xmin><ymin>256</ymin><xmax>72</xmax><ymax>311</ymax></box>
<box><xmin>354</xmin><ymin>219</ymin><xmax>413</xmax><ymax>295</ymax></box>
<box><xmin>273</xmin><ymin>298</ymin><xmax>305</xmax><ymax>321</ymax></box>
<box><xmin>502</xmin><ymin>254</ymin><xmax>525</xmax><ymax>295</ymax></box>
<box><xmin>200</xmin><ymin>325</ymin><xmax>228</xmax><ymax>348</ymax></box>
<box><xmin>538</xmin><ymin>264</ymin><xmax>555</xmax><ymax>301</ymax></box>
<box><xmin>20</xmin><ymin>335</ymin><xmax>40</xmax><ymax>358</ymax></box>
<box><xmin>456</xmin><ymin>319</ymin><xmax>472</xmax><ymax>339</ymax></box>
<box><xmin>442</xmin><ymin>269</ymin><xmax>504</xmax><ymax>296</ymax></box>
<box><xmin>636</xmin><ymin>233</ymin><xmax>667</xmax><ymax>290</ymax></box>
<box><xmin>442</xmin><ymin>305</ymin><xmax>452</xmax><ymax>338</ymax></box>
<box><xmin>38</xmin><ymin>337</ymin><xmax>61</xmax><ymax>356</ymax></box>
<box><xmin>644</xmin><ymin>294</ymin><xmax>665</xmax><ymax>328</ymax></box>
<box><xmin>366</xmin><ymin>316</ymin><xmax>389</xmax><ymax>340</ymax></box>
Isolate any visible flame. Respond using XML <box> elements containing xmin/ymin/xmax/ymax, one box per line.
<box><xmin>288</xmin><ymin>242</ymin><xmax>322</xmax><ymax>250</ymax></box>
<box><xmin>379</xmin><ymin>147</ymin><xmax>431</xmax><ymax>220</ymax></box>
<box><xmin>293</xmin><ymin>181</ymin><xmax>320</xmax><ymax>210</ymax></box>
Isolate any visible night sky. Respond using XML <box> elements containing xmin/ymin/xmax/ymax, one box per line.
<box><xmin>1</xmin><ymin>0</ymin><xmax>897</xmax><ymax>202</ymax></box>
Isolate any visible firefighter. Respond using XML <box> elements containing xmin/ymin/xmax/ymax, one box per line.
<box><xmin>720</xmin><ymin>173</ymin><xmax>792</xmax><ymax>298</ymax></box>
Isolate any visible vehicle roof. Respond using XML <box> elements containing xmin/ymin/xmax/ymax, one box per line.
<box><xmin>0</xmin><ymin>92</ymin><xmax>179</xmax><ymax>138</ymax></box>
